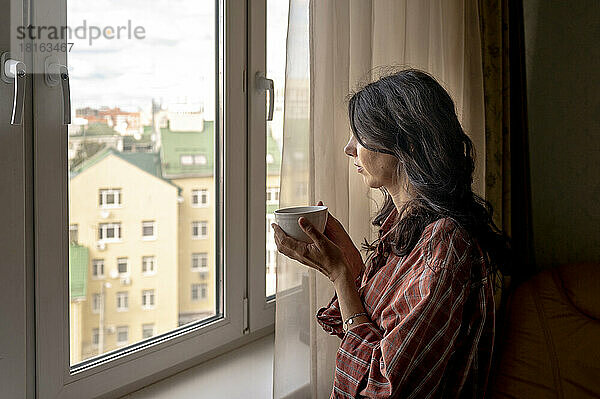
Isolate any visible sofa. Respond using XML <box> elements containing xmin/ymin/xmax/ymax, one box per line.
<box><xmin>490</xmin><ymin>262</ymin><xmax>600</xmax><ymax>398</ymax></box>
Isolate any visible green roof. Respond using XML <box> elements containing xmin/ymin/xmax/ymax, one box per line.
<box><xmin>71</xmin><ymin>122</ymin><xmax>118</xmax><ymax>137</ymax></box>
<box><xmin>70</xmin><ymin>147</ymin><xmax>181</xmax><ymax>194</ymax></box>
<box><xmin>159</xmin><ymin>121</ymin><xmax>282</xmax><ymax>178</ymax></box>
<box><xmin>159</xmin><ymin>121</ymin><xmax>215</xmax><ymax>178</ymax></box>
<box><xmin>69</xmin><ymin>244</ymin><xmax>88</xmax><ymax>300</ymax></box>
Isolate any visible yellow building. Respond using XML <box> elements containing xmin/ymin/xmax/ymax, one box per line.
<box><xmin>69</xmin><ymin>149</ymin><xmax>180</xmax><ymax>362</ymax></box>
<box><xmin>159</xmin><ymin>122</ymin><xmax>218</xmax><ymax>324</ymax></box>
<box><xmin>68</xmin><ymin>118</ymin><xmax>282</xmax><ymax>362</ymax></box>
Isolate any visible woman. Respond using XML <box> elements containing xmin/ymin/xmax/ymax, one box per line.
<box><xmin>272</xmin><ymin>68</ymin><xmax>512</xmax><ymax>398</ymax></box>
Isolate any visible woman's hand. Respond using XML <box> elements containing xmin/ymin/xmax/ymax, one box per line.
<box><xmin>316</xmin><ymin>200</ymin><xmax>365</xmax><ymax>280</ymax></box>
<box><xmin>272</xmin><ymin>217</ymin><xmax>351</xmax><ymax>284</ymax></box>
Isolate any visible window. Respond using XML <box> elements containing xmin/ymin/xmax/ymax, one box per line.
<box><xmin>116</xmin><ymin>326</ymin><xmax>129</xmax><ymax>346</ymax></box>
<box><xmin>180</xmin><ymin>155</ymin><xmax>193</xmax><ymax>165</ymax></box>
<box><xmin>192</xmin><ymin>221</ymin><xmax>208</xmax><ymax>239</ymax></box>
<box><xmin>141</xmin><ymin>290</ymin><xmax>155</xmax><ymax>309</ymax></box>
<box><xmin>191</xmin><ymin>253</ymin><xmax>209</xmax><ymax>272</ymax></box>
<box><xmin>191</xmin><ymin>283</ymin><xmax>208</xmax><ymax>301</ymax></box>
<box><xmin>99</xmin><ymin>189</ymin><xmax>122</xmax><ymax>208</ymax></box>
<box><xmin>142</xmin><ymin>324</ymin><xmax>155</xmax><ymax>339</ymax></box>
<box><xmin>191</xmin><ymin>189</ymin><xmax>209</xmax><ymax>207</ymax></box>
<box><xmin>92</xmin><ymin>259</ymin><xmax>105</xmax><ymax>278</ymax></box>
<box><xmin>31</xmin><ymin>1</ymin><xmax>279</xmax><ymax>396</ymax></box>
<box><xmin>92</xmin><ymin>328</ymin><xmax>100</xmax><ymax>346</ymax></box>
<box><xmin>194</xmin><ymin>154</ymin><xmax>207</xmax><ymax>165</ymax></box>
<box><xmin>266</xmin><ymin>187</ymin><xmax>279</xmax><ymax>204</ymax></box>
<box><xmin>142</xmin><ymin>256</ymin><xmax>156</xmax><ymax>275</ymax></box>
<box><xmin>98</xmin><ymin>223</ymin><xmax>122</xmax><ymax>242</ymax></box>
<box><xmin>69</xmin><ymin>224</ymin><xmax>79</xmax><ymax>244</ymax></box>
<box><xmin>141</xmin><ymin>221</ymin><xmax>156</xmax><ymax>240</ymax></box>
<box><xmin>117</xmin><ymin>258</ymin><xmax>129</xmax><ymax>275</ymax></box>
<box><xmin>92</xmin><ymin>293</ymin><xmax>101</xmax><ymax>313</ymax></box>
<box><xmin>116</xmin><ymin>292</ymin><xmax>129</xmax><ymax>311</ymax></box>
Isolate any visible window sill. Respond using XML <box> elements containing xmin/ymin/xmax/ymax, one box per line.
<box><xmin>123</xmin><ymin>331</ymin><xmax>274</xmax><ymax>399</ymax></box>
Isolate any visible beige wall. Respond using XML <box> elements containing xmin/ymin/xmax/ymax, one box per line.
<box><xmin>523</xmin><ymin>0</ymin><xmax>600</xmax><ymax>268</ymax></box>
<box><xmin>70</xmin><ymin>154</ymin><xmax>179</xmax><ymax>361</ymax></box>
<box><xmin>174</xmin><ymin>177</ymin><xmax>216</xmax><ymax>322</ymax></box>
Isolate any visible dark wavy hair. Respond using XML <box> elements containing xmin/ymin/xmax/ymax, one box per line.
<box><xmin>348</xmin><ymin>68</ymin><xmax>513</xmax><ymax>282</ymax></box>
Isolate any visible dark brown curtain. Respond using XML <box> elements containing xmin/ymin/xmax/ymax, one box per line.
<box><xmin>479</xmin><ymin>1</ymin><xmax>536</xmax><ymax>396</ymax></box>
<box><xmin>478</xmin><ymin>0</ymin><xmax>535</xmax><ymax>281</ymax></box>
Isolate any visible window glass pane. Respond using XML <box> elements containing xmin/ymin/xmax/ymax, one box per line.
<box><xmin>265</xmin><ymin>0</ymin><xmax>288</xmax><ymax>297</ymax></box>
<box><xmin>67</xmin><ymin>0</ymin><xmax>220</xmax><ymax>367</ymax></box>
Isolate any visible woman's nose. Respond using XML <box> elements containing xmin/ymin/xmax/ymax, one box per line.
<box><xmin>344</xmin><ymin>136</ymin><xmax>357</xmax><ymax>157</ymax></box>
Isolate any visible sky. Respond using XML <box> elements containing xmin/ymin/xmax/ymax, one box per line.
<box><xmin>67</xmin><ymin>0</ymin><xmax>289</xmax><ymax>122</ymax></box>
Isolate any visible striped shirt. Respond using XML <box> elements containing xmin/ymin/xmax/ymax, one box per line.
<box><xmin>316</xmin><ymin>207</ymin><xmax>495</xmax><ymax>398</ymax></box>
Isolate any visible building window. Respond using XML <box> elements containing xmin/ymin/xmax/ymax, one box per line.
<box><xmin>266</xmin><ymin>187</ymin><xmax>279</xmax><ymax>204</ymax></box>
<box><xmin>117</xmin><ymin>257</ymin><xmax>128</xmax><ymax>275</ymax></box>
<box><xmin>141</xmin><ymin>221</ymin><xmax>156</xmax><ymax>240</ymax></box>
<box><xmin>99</xmin><ymin>189</ymin><xmax>122</xmax><ymax>208</ymax></box>
<box><xmin>191</xmin><ymin>283</ymin><xmax>208</xmax><ymax>301</ymax></box>
<box><xmin>92</xmin><ymin>328</ymin><xmax>99</xmax><ymax>346</ymax></box>
<box><xmin>116</xmin><ymin>292</ymin><xmax>129</xmax><ymax>311</ymax></box>
<box><xmin>142</xmin><ymin>324</ymin><xmax>155</xmax><ymax>339</ymax></box>
<box><xmin>180</xmin><ymin>155</ymin><xmax>193</xmax><ymax>165</ymax></box>
<box><xmin>191</xmin><ymin>253</ymin><xmax>208</xmax><ymax>272</ymax></box>
<box><xmin>142</xmin><ymin>290</ymin><xmax>155</xmax><ymax>309</ymax></box>
<box><xmin>69</xmin><ymin>224</ymin><xmax>79</xmax><ymax>244</ymax></box>
<box><xmin>92</xmin><ymin>259</ymin><xmax>105</xmax><ymax>278</ymax></box>
<box><xmin>266</xmin><ymin>153</ymin><xmax>274</xmax><ymax>164</ymax></box>
<box><xmin>142</xmin><ymin>256</ymin><xmax>156</xmax><ymax>275</ymax></box>
<box><xmin>92</xmin><ymin>293</ymin><xmax>101</xmax><ymax>313</ymax></box>
<box><xmin>191</xmin><ymin>189</ymin><xmax>209</xmax><ymax>207</ymax></box>
<box><xmin>98</xmin><ymin>223</ymin><xmax>122</xmax><ymax>242</ymax></box>
<box><xmin>116</xmin><ymin>326</ymin><xmax>129</xmax><ymax>346</ymax></box>
<box><xmin>194</xmin><ymin>154</ymin><xmax>207</xmax><ymax>165</ymax></box>
<box><xmin>192</xmin><ymin>221</ymin><xmax>208</xmax><ymax>239</ymax></box>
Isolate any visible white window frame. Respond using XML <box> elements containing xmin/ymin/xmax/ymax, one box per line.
<box><xmin>192</xmin><ymin>220</ymin><xmax>209</xmax><ymax>239</ymax></box>
<box><xmin>116</xmin><ymin>326</ymin><xmax>129</xmax><ymax>346</ymax></box>
<box><xmin>141</xmin><ymin>289</ymin><xmax>156</xmax><ymax>310</ymax></box>
<box><xmin>141</xmin><ymin>220</ymin><xmax>156</xmax><ymax>241</ymax></box>
<box><xmin>31</xmin><ymin>2</ymin><xmax>274</xmax><ymax>398</ymax></box>
<box><xmin>117</xmin><ymin>257</ymin><xmax>129</xmax><ymax>276</ymax></box>
<box><xmin>92</xmin><ymin>259</ymin><xmax>105</xmax><ymax>279</ymax></box>
<box><xmin>142</xmin><ymin>256</ymin><xmax>157</xmax><ymax>275</ymax></box>
<box><xmin>92</xmin><ymin>328</ymin><xmax>100</xmax><ymax>347</ymax></box>
<box><xmin>191</xmin><ymin>252</ymin><xmax>209</xmax><ymax>272</ymax></box>
<box><xmin>116</xmin><ymin>291</ymin><xmax>129</xmax><ymax>312</ymax></box>
<box><xmin>194</xmin><ymin>154</ymin><xmax>208</xmax><ymax>165</ymax></box>
<box><xmin>69</xmin><ymin>224</ymin><xmax>79</xmax><ymax>243</ymax></box>
<box><xmin>266</xmin><ymin>186</ymin><xmax>279</xmax><ymax>204</ymax></box>
<box><xmin>98</xmin><ymin>222</ymin><xmax>122</xmax><ymax>243</ymax></box>
<box><xmin>98</xmin><ymin>188</ymin><xmax>122</xmax><ymax>209</ymax></box>
<box><xmin>180</xmin><ymin>154</ymin><xmax>194</xmax><ymax>166</ymax></box>
<box><xmin>92</xmin><ymin>293</ymin><xmax>101</xmax><ymax>314</ymax></box>
<box><xmin>191</xmin><ymin>188</ymin><xmax>210</xmax><ymax>208</ymax></box>
<box><xmin>141</xmin><ymin>324</ymin><xmax>155</xmax><ymax>339</ymax></box>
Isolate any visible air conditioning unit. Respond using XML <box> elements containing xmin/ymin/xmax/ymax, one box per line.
<box><xmin>106</xmin><ymin>325</ymin><xmax>116</xmax><ymax>334</ymax></box>
<box><xmin>120</xmin><ymin>276</ymin><xmax>131</xmax><ymax>286</ymax></box>
<box><xmin>96</xmin><ymin>241</ymin><xmax>106</xmax><ymax>251</ymax></box>
<box><xmin>100</xmin><ymin>210</ymin><xmax>110</xmax><ymax>219</ymax></box>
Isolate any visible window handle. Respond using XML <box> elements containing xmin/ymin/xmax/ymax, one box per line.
<box><xmin>1</xmin><ymin>54</ymin><xmax>26</xmax><ymax>125</ymax></box>
<box><xmin>45</xmin><ymin>58</ymin><xmax>71</xmax><ymax>124</ymax></box>
<box><xmin>256</xmin><ymin>72</ymin><xmax>274</xmax><ymax>121</ymax></box>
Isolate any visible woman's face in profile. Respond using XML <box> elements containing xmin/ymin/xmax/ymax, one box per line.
<box><xmin>344</xmin><ymin>134</ymin><xmax>399</xmax><ymax>189</ymax></box>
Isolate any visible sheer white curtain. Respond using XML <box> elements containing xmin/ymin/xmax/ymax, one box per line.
<box><xmin>273</xmin><ymin>1</ymin><xmax>485</xmax><ymax>397</ymax></box>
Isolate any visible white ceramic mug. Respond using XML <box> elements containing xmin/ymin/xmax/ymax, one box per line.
<box><xmin>274</xmin><ymin>205</ymin><xmax>328</xmax><ymax>243</ymax></box>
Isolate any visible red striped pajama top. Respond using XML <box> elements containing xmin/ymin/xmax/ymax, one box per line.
<box><xmin>316</xmin><ymin>207</ymin><xmax>495</xmax><ymax>398</ymax></box>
